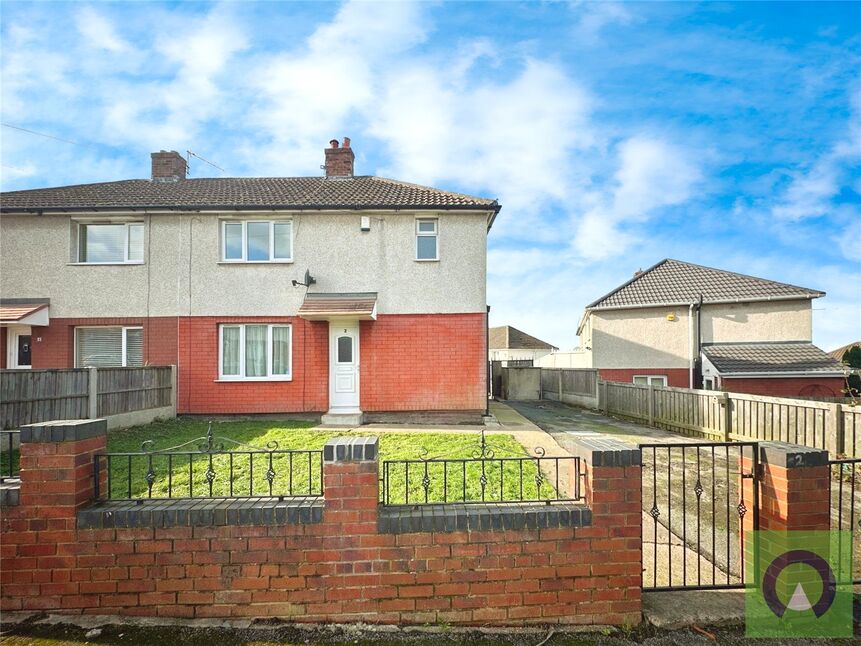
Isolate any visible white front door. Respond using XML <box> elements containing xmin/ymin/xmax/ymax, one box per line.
<box><xmin>6</xmin><ymin>325</ymin><xmax>32</xmax><ymax>369</ymax></box>
<box><xmin>329</xmin><ymin>323</ymin><xmax>360</xmax><ymax>413</ymax></box>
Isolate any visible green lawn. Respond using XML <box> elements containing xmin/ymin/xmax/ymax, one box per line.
<box><xmin>97</xmin><ymin>418</ymin><xmax>556</xmax><ymax>504</ymax></box>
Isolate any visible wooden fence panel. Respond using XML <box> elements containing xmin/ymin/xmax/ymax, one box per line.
<box><xmin>537</xmin><ymin>369</ymin><xmax>599</xmax><ymax>400</ymax></box>
<box><xmin>649</xmin><ymin>386</ymin><xmax>722</xmax><ymax>439</ymax></box>
<box><xmin>0</xmin><ymin>369</ymin><xmax>90</xmax><ymax>429</ymax></box>
<box><xmin>844</xmin><ymin>407</ymin><xmax>861</xmax><ymax>458</ymax></box>
<box><xmin>599</xmin><ymin>380</ymin><xmax>849</xmax><ymax>453</ymax></box>
<box><xmin>1</xmin><ymin>366</ymin><xmax>173</xmax><ymax>429</ymax></box>
<box><xmin>540</xmin><ymin>369</ymin><xmax>559</xmax><ymax>400</ymax></box>
<box><xmin>97</xmin><ymin>367</ymin><xmax>173</xmax><ymax>417</ymax></box>
<box><xmin>562</xmin><ymin>369</ymin><xmax>598</xmax><ymax>396</ymax></box>
<box><xmin>728</xmin><ymin>393</ymin><xmax>832</xmax><ymax>451</ymax></box>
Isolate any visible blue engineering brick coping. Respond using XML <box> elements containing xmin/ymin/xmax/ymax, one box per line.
<box><xmin>377</xmin><ymin>501</ymin><xmax>592</xmax><ymax>534</ymax></box>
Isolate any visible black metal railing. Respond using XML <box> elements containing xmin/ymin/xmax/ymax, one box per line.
<box><xmin>1</xmin><ymin>430</ymin><xmax>20</xmax><ymax>482</ymax></box>
<box><xmin>640</xmin><ymin>441</ymin><xmax>760</xmax><ymax>592</ymax></box>
<box><xmin>829</xmin><ymin>457</ymin><xmax>861</xmax><ymax>584</ymax></box>
<box><xmin>93</xmin><ymin>423</ymin><xmax>323</xmax><ymax>501</ymax></box>
<box><xmin>381</xmin><ymin>431</ymin><xmax>583</xmax><ymax>506</ymax></box>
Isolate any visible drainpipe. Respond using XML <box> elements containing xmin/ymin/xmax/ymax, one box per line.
<box><xmin>486</xmin><ymin>305</ymin><xmax>491</xmax><ymax>416</ymax></box>
<box><xmin>688</xmin><ymin>302</ymin><xmax>695</xmax><ymax>389</ymax></box>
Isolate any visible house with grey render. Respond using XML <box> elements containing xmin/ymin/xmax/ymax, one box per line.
<box><xmin>575</xmin><ymin>259</ymin><xmax>846</xmax><ymax>397</ymax></box>
<box><xmin>0</xmin><ymin>139</ymin><xmax>500</xmax><ymax>423</ymax></box>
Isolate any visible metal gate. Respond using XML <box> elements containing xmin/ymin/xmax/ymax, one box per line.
<box><xmin>640</xmin><ymin>441</ymin><xmax>759</xmax><ymax>591</ymax></box>
<box><xmin>828</xmin><ymin>457</ymin><xmax>861</xmax><ymax>584</ymax></box>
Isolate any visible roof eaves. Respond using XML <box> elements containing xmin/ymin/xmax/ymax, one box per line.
<box><xmin>718</xmin><ymin>370</ymin><xmax>846</xmax><ymax>378</ymax></box>
<box><xmin>0</xmin><ymin>203</ymin><xmax>500</xmax><ymax>215</ymax></box>
<box><xmin>586</xmin><ymin>293</ymin><xmax>822</xmax><ymax>312</ymax></box>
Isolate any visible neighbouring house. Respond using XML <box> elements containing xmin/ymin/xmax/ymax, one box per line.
<box><xmin>575</xmin><ymin>258</ymin><xmax>846</xmax><ymax>397</ymax></box>
<box><xmin>0</xmin><ymin>139</ymin><xmax>500</xmax><ymax>424</ymax></box>
<box><xmin>488</xmin><ymin>325</ymin><xmax>557</xmax><ymax>366</ymax></box>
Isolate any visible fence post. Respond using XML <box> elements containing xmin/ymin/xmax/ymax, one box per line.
<box><xmin>647</xmin><ymin>384</ymin><xmax>654</xmax><ymax>427</ymax></box>
<box><xmin>87</xmin><ymin>367</ymin><xmax>98</xmax><ymax>419</ymax></box>
<box><xmin>558</xmin><ymin>370</ymin><xmax>563</xmax><ymax>401</ymax></box>
<box><xmin>170</xmin><ymin>364</ymin><xmax>178</xmax><ymax>415</ymax></box>
<box><xmin>828</xmin><ymin>402</ymin><xmax>844</xmax><ymax>456</ymax></box>
<box><xmin>721</xmin><ymin>391</ymin><xmax>731</xmax><ymax>442</ymax></box>
<box><xmin>602</xmin><ymin>381</ymin><xmax>609</xmax><ymax>415</ymax></box>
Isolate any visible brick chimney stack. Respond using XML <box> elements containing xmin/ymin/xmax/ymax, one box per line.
<box><xmin>151</xmin><ymin>150</ymin><xmax>187</xmax><ymax>182</ymax></box>
<box><xmin>324</xmin><ymin>137</ymin><xmax>354</xmax><ymax>178</ymax></box>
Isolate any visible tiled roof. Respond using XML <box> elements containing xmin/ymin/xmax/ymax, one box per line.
<box><xmin>702</xmin><ymin>343</ymin><xmax>845</xmax><ymax>376</ymax></box>
<box><xmin>0</xmin><ymin>303</ymin><xmax>48</xmax><ymax>323</ymax></box>
<box><xmin>829</xmin><ymin>341</ymin><xmax>861</xmax><ymax>362</ymax></box>
<box><xmin>298</xmin><ymin>293</ymin><xmax>377</xmax><ymax>320</ymax></box>
<box><xmin>587</xmin><ymin>259</ymin><xmax>823</xmax><ymax>309</ymax></box>
<box><xmin>0</xmin><ymin>176</ymin><xmax>499</xmax><ymax>212</ymax></box>
<box><xmin>489</xmin><ymin>325</ymin><xmax>557</xmax><ymax>350</ymax></box>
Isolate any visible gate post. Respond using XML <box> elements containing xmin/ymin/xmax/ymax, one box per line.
<box><xmin>741</xmin><ymin>442</ymin><xmax>831</xmax><ymax>589</ymax></box>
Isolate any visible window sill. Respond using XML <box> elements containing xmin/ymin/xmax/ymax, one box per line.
<box><xmin>215</xmin><ymin>377</ymin><xmax>293</xmax><ymax>383</ymax></box>
<box><xmin>414</xmin><ymin>258</ymin><xmax>440</xmax><ymax>263</ymax></box>
<box><xmin>67</xmin><ymin>262</ymin><xmax>145</xmax><ymax>266</ymax></box>
<box><xmin>217</xmin><ymin>261</ymin><xmax>294</xmax><ymax>265</ymax></box>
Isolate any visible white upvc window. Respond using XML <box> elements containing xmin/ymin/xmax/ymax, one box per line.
<box><xmin>703</xmin><ymin>377</ymin><xmax>715</xmax><ymax>390</ymax></box>
<box><xmin>75</xmin><ymin>326</ymin><xmax>143</xmax><ymax>367</ymax></box>
<box><xmin>633</xmin><ymin>375</ymin><xmax>668</xmax><ymax>387</ymax></box>
<box><xmin>76</xmin><ymin>222</ymin><xmax>144</xmax><ymax>264</ymax></box>
<box><xmin>415</xmin><ymin>218</ymin><xmax>439</xmax><ymax>261</ymax></box>
<box><xmin>221</xmin><ymin>220</ymin><xmax>293</xmax><ymax>262</ymax></box>
<box><xmin>219</xmin><ymin>324</ymin><xmax>292</xmax><ymax>381</ymax></box>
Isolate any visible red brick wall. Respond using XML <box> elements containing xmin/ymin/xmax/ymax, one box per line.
<box><xmin>360</xmin><ymin>313</ymin><xmax>486</xmax><ymax>412</ymax></box>
<box><xmin>1</xmin><ymin>438</ymin><xmax>642</xmax><ymax>626</ymax></box>
<box><xmin>30</xmin><ymin>317</ymin><xmax>179</xmax><ymax>369</ymax></box>
<box><xmin>176</xmin><ymin>317</ymin><xmax>328</xmax><ymax>415</ymax></box>
<box><xmin>21</xmin><ymin>313</ymin><xmax>487</xmax><ymax>415</ymax></box>
<box><xmin>598</xmin><ymin>368</ymin><xmax>690</xmax><ymax>388</ymax></box>
<box><xmin>722</xmin><ymin>376</ymin><xmax>845</xmax><ymax>398</ymax></box>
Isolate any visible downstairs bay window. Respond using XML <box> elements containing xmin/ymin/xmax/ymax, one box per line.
<box><xmin>219</xmin><ymin>324</ymin><xmax>292</xmax><ymax>381</ymax></box>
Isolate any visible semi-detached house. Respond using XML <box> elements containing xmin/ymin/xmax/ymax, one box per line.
<box><xmin>575</xmin><ymin>259</ymin><xmax>846</xmax><ymax>397</ymax></box>
<box><xmin>0</xmin><ymin>139</ymin><xmax>500</xmax><ymax>424</ymax></box>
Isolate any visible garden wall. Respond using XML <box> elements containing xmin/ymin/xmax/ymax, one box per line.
<box><xmin>0</xmin><ymin>421</ymin><xmax>642</xmax><ymax>626</ymax></box>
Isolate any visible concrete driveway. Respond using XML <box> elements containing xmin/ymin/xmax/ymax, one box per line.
<box><xmin>500</xmin><ymin>400</ymin><xmax>745</xmax><ymax>589</ymax></box>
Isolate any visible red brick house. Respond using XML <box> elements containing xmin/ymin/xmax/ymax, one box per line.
<box><xmin>575</xmin><ymin>259</ymin><xmax>846</xmax><ymax>397</ymax></box>
<box><xmin>0</xmin><ymin>140</ymin><xmax>500</xmax><ymax>423</ymax></box>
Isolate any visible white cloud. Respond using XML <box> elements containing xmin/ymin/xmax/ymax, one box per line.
<box><xmin>771</xmin><ymin>88</ymin><xmax>861</xmax><ymax>221</ymax></box>
<box><xmin>836</xmin><ymin>215</ymin><xmax>861</xmax><ymax>263</ymax></box>
<box><xmin>570</xmin><ymin>1</ymin><xmax>638</xmax><ymax>43</ymax></box>
<box><xmin>247</xmin><ymin>1</ymin><xmax>429</xmax><ymax>176</ymax></box>
<box><xmin>572</xmin><ymin>136</ymin><xmax>702</xmax><ymax>259</ymax></box>
<box><xmin>75</xmin><ymin>6</ymin><xmax>129</xmax><ymax>53</ymax></box>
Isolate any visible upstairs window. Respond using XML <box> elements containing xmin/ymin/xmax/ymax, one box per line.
<box><xmin>77</xmin><ymin>222</ymin><xmax>144</xmax><ymax>263</ymax></box>
<box><xmin>222</xmin><ymin>220</ymin><xmax>293</xmax><ymax>262</ymax></box>
<box><xmin>415</xmin><ymin>218</ymin><xmax>438</xmax><ymax>261</ymax></box>
<box><xmin>75</xmin><ymin>326</ymin><xmax>143</xmax><ymax>367</ymax></box>
<box><xmin>219</xmin><ymin>324</ymin><xmax>291</xmax><ymax>380</ymax></box>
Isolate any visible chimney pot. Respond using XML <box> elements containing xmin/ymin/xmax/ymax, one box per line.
<box><xmin>151</xmin><ymin>150</ymin><xmax>187</xmax><ymax>182</ymax></box>
<box><xmin>324</xmin><ymin>137</ymin><xmax>355</xmax><ymax>178</ymax></box>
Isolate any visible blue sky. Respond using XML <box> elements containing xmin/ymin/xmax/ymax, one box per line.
<box><xmin>1</xmin><ymin>1</ymin><xmax>859</xmax><ymax>350</ymax></box>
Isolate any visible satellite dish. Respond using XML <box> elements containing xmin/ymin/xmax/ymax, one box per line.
<box><xmin>292</xmin><ymin>269</ymin><xmax>317</xmax><ymax>288</ymax></box>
